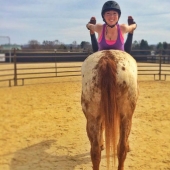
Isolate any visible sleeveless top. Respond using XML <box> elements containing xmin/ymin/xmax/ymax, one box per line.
<box><xmin>98</xmin><ymin>24</ymin><xmax>124</xmax><ymax>51</ymax></box>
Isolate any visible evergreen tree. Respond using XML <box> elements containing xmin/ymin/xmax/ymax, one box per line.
<box><xmin>156</xmin><ymin>42</ymin><xmax>163</xmax><ymax>50</ymax></box>
<box><xmin>139</xmin><ymin>39</ymin><xmax>150</xmax><ymax>55</ymax></box>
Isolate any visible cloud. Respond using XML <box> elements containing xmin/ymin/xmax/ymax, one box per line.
<box><xmin>1</xmin><ymin>0</ymin><xmax>170</xmax><ymax>44</ymax></box>
<box><xmin>1</xmin><ymin>21</ymin><xmax>31</xmax><ymax>30</ymax></box>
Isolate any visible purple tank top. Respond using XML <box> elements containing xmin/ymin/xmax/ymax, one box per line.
<box><xmin>98</xmin><ymin>24</ymin><xmax>124</xmax><ymax>51</ymax></box>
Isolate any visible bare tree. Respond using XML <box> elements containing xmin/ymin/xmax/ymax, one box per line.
<box><xmin>28</xmin><ymin>40</ymin><xmax>40</xmax><ymax>49</ymax></box>
<box><xmin>72</xmin><ymin>41</ymin><xmax>77</xmax><ymax>48</ymax></box>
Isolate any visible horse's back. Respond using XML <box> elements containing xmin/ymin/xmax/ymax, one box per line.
<box><xmin>81</xmin><ymin>50</ymin><xmax>138</xmax><ymax>92</ymax></box>
<box><xmin>81</xmin><ymin>50</ymin><xmax>138</xmax><ymax>116</ymax></box>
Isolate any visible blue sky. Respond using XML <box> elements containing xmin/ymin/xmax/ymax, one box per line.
<box><xmin>0</xmin><ymin>0</ymin><xmax>170</xmax><ymax>45</ymax></box>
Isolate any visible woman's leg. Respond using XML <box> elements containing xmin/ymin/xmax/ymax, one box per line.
<box><xmin>89</xmin><ymin>17</ymin><xmax>98</xmax><ymax>52</ymax></box>
<box><xmin>90</xmin><ymin>33</ymin><xmax>98</xmax><ymax>52</ymax></box>
<box><xmin>124</xmin><ymin>33</ymin><xmax>133</xmax><ymax>54</ymax></box>
<box><xmin>124</xmin><ymin>16</ymin><xmax>136</xmax><ymax>54</ymax></box>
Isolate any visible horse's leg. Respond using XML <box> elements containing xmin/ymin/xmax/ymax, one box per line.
<box><xmin>117</xmin><ymin>116</ymin><xmax>132</xmax><ymax>170</ymax></box>
<box><xmin>86</xmin><ymin>117</ymin><xmax>102</xmax><ymax>170</ymax></box>
<box><xmin>100</xmin><ymin>121</ymin><xmax>105</xmax><ymax>150</ymax></box>
<box><xmin>127</xmin><ymin>139</ymin><xmax>130</xmax><ymax>152</ymax></box>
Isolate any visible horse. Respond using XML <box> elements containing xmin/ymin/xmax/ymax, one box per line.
<box><xmin>81</xmin><ymin>50</ymin><xmax>138</xmax><ymax>170</ymax></box>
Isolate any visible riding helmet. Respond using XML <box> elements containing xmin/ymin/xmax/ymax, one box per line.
<box><xmin>101</xmin><ymin>1</ymin><xmax>121</xmax><ymax>19</ymax></box>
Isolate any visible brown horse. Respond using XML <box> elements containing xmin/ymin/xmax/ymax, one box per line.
<box><xmin>81</xmin><ymin>50</ymin><xmax>138</xmax><ymax>170</ymax></box>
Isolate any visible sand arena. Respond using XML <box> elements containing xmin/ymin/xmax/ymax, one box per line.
<box><xmin>0</xmin><ymin>62</ymin><xmax>170</xmax><ymax>170</ymax></box>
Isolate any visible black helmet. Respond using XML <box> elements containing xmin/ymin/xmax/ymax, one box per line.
<box><xmin>101</xmin><ymin>1</ymin><xmax>121</xmax><ymax>28</ymax></box>
<box><xmin>101</xmin><ymin>1</ymin><xmax>121</xmax><ymax>19</ymax></box>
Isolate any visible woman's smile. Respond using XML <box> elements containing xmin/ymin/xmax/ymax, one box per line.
<box><xmin>104</xmin><ymin>10</ymin><xmax>119</xmax><ymax>25</ymax></box>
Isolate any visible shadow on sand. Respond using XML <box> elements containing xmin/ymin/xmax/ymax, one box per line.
<box><xmin>8</xmin><ymin>140</ymin><xmax>92</xmax><ymax>170</ymax></box>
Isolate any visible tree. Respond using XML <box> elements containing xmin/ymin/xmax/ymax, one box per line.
<box><xmin>72</xmin><ymin>41</ymin><xmax>77</xmax><ymax>48</ymax></box>
<box><xmin>80</xmin><ymin>41</ymin><xmax>91</xmax><ymax>49</ymax></box>
<box><xmin>160</xmin><ymin>42</ymin><xmax>168</xmax><ymax>55</ymax></box>
<box><xmin>139</xmin><ymin>39</ymin><xmax>150</xmax><ymax>55</ymax></box>
<box><xmin>156</xmin><ymin>42</ymin><xmax>163</xmax><ymax>54</ymax></box>
<box><xmin>42</xmin><ymin>40</ymin><xmax>63</xmax><ymax>49</ymax></box>
<box><xmin>131</xmin><ymin>39</ymin><xmax>150</xmax><ymax>55</ymax></box>
<box><xmin>140</xmin><ymin>39</ymin><xmax>149</xmax><ymax>50</ymax></box>
<box><xmin>156</xmin><ymin>42</ymin><xmax>163</xmax><ymax>50</ymax></box>
<box><xmin>163</xmin><ymin>42</ymin><xmax>168</xmax><ymax>50</ymax></box>
<box><xmin>132</xmin><ymin>40</ymin><xmax>140</xmax><ymax>50</ymax></box>
<box><xmin>28</xmin><ymin>40</ymin><xmax>40</xmax><ymax>49</ymax></box>
<box><xmin>58</xmin><ymin>44</ymin><xmax>67</xmax><ymax>49</ymax></box>
<box><xmin>54</xmin><ymin>40</ymin><xmax>60</xmax><ymax>46</ymax></box>
<box><xmin>42</xmin><ymin>40</ymin><xmax>55</xmax><ymax>49</ymax></box>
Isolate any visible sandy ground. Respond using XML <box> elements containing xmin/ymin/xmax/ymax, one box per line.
<box><xmin>0</xmin><ymin>74</ymin><xmax>170</xmax><ymax>169</ymax></box>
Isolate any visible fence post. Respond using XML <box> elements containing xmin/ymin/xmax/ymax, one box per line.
<box><xmin>54</xmin><ymin>49</ymin><xmax>57</xmax><ymax>76</ymax></box>
<box><xmin>13</xmin><ymin>48</ymin><xmax>17</xmax><ymax>86</ymax></box>
<box><xmin>158</xmin><ymin>50</ymin><xmax>162</xmax><ymax>81</ymax></box>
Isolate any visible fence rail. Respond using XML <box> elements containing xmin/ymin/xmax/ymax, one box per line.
<box><xmin>0</xmin><ymin>50</ymin><xmax>170</xmax><ymax>87</ymax></box>
<box><xmin>0</xmin><ymin>60</ymin><xmax>82</xmax><ymax>87</ymax></box>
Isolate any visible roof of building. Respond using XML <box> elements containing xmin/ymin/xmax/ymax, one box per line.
<box><xmin>0</xmin><ymin>44</ymin><xmax>22</xmax><ymax>50</ymax></box>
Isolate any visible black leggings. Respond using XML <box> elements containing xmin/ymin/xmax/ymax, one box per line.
<box><xmin>90</xmin><ymin>33</ymin><xmax>133</xmax><ymax>54</ymax></box>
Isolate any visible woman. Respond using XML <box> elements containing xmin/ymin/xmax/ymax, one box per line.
<box><xmin>86</xmin><ymin>1</ymin><xmax>137</xmax><ymax>54</ymax></box>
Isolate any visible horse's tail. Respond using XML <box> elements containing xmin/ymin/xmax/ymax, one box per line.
<box><xmin>98</xmin><ymin>55</ymin><xmax>119</xmax><ymax>168</ymax></box>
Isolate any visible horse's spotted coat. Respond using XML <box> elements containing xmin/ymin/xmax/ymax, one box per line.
<box><xmin>81</xmin><ymin>50</ymin><xmax>138</xmax><ymax>170</ymax></box>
